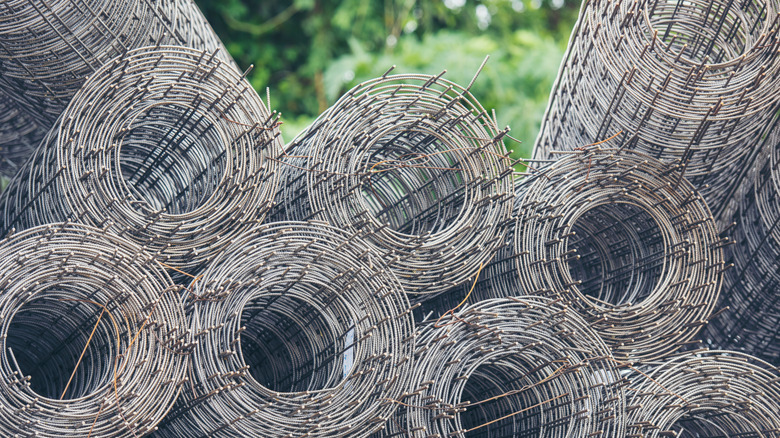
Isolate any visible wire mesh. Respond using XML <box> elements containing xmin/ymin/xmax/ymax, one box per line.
<box><xmin>0</xmin><ymin>45</ymin><xmax>282</xmax><ymax>274</ymax></box>
<box><xmin>534</xmin><ymin>0</ymin><xmax>780</xmax><ymax>213</ymax></box>
<box><xmin>155</xmin><ymin>221</ymin><xmax>415</xmax><ymax>438</ymax></box>
<box><xmin>271</xmin><ymin>72</ymin><xmax>515</xmax><ymax>296</ymax></box>
<box><xmin>0</xmin><ymin>222</ymin><xmax>189</xmax><ymax>437</ymax></box>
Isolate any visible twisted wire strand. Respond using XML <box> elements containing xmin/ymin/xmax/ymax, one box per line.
<box><xmin>272</xmin><ymin>73</ymin><xmax>515</xmax><ymax>296</ymax></box>
<box><xmin>513</xmin><ymin>148</ymin><xmax>724</xmax><ymax>362</ymax></box>
<box><xmin>155</xmin><ymin>221</ymin><xmax>415</xmax><ymax>438</ymax></box>
<box><xmin>0</xmin><ymin>45</ymin><xmax>282</xmax><ymax>274</ymax></box>
<box><xmin>534</xmin><ymin>0</ymin><xmax>780</xmax><ymax>211</ymax></box>
<box><xmin>0</xmin><ymin>222</ymin><xmax>190</xmax><ymax>438</ymax></box>
<box><xmin>626</xmin><ymin>350</ymin><xmax>780</xmax><ymax>438</ymax></box>
<box><xmin>376</xmin><ymin>297</ymin><xmax>625</xmax><ymax>438</ymax></box>
<box><xmin>706</xmin><ymin>116</ymin><xmax>780</xmax><ymax>363</ymax></box>
<box><xmin>0</xmin><ymin>0</ymin><xmax>237</xmax><ymax>175</ymax></box>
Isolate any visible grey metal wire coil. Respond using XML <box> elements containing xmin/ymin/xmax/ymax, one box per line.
<box><xmin>0</xmin><ymin>45</ymin><xmax>281</xmax><ymax>274</ymax></box>
<box><xmin>533</xmin><ymin>0</ymin><xmax>780</xmax><ymax>213</ymax></box>
<box><xmin>376</xmin><ymin>296</ymin><xmax>625</xmax><ymax>438</ymax></box>
<box><xmin>0</xmin><ymin>0</ymin><xmax>236</xmax><ymax>176</ymax></box>
<box><xmin>272</xmin><ymin>72</ymin><xmax>515</xmax><ymax>296</ymax></box>
<box><xmin>154</xmin><ymin>221</ymin><xmax>415</xmax><ymax>438</ymax></box>
<box><xmin>0</xmin><ymin>222</ymin><xmax>190</xmax><ymax>437</ymax></box>
<box><xmin>626</xmin><ymin>351</ymin><xmax>780</xmax><ymax>437</ymax></box>
<box><xmin>513</xmin><ymin>148</ymin><xmax>724</xmax><ymax>362</ymax></box>
<box><xmin>706</xmin><ymin>117</ymin><xmax>780</xmax><ymax>363</ymax></box>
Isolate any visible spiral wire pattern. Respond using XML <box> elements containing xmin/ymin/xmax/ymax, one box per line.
<box><xmin>377</xmin><ymin>297</ymin><xmax>625</xmax><ymax>438</ymax></box>
<box><xmin>0</xmin><ymin>222</ymin><xmax>189</xmax><ymax>437</ymax></box>
<box><xmin>534</xmin><ymin>0</ymin><xmax>780</xmax><ymax>211</ymax></box>
<box><xmin>0</xmin><ymin>45</ymin><xmax>282</xmax><ymax>274</ymax></box>
<box><xmin>513</xmin><ymin>148</ymin><xmax>724</xmax><ymax>361</ymax></box>
<box><xmin>626</xmin><ymin>351</ymin><xmax>780</xmax><ymax>438</ymax></box>
<box><xmin>272</xmin><ymin>73</ymin><xmax>515</xmax><ymax>296</ymax></box>
<box><xmin>155</xmin><ymin>221</ymin><xmax>415</xmax><ymax>438</ymax></box>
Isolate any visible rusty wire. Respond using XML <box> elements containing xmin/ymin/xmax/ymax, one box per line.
<box><xmin>375</xmin><ymin>296</ymin><xmax>625</xmax><ymax>438</ymax></box>
<box><xmin>271</xmin><ymin>71</ymin><xmax>515</xmax><ymax>296</ymax></box>
<box><xmin>0</xmin><ymin>222</ymin><xmax>190</xmax><ymax>438</ymax></box>
<box><xmin>155</xmin><ymin>221</ymin><xmax>415</xmax><ymax>438</ymax></box>
<box><xmin>0</xmin><ymin>45</ymin><xmax>281</xmax><ymax>275</ymax></box>
<box><xmin>534</xmin><ymin>0</ymin><xmax>780</xmax><ymax>213</ymax></box>
<box><xmin>626</xmin><ymin>350</ymin><xmax>780</xmax><ymax>438</ymax></box>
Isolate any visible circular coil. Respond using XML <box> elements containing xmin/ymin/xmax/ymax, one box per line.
<box><xmin>514</xmin><ymin>148</ymin><xmax>724</xmax><ymax>362</ymax></box>
<box><xmin>272</xmin><ymin>73</ymin><xmax>515</xmax><ymax>296</ymax></box>
<box><xmin>0</xmin><ymin>222</ymin><xmax>189</xmax><ymax>438</ymax></box>
<box><xmin>707</xmin><ymin>119</ymin><xmax>780</xmax><ymax>363</ymax></box>
<box><xmin>534</xmin><ymin>0</ymin><xmax>780</xmax><ymax>210</ymax></box>
<box><xmin>155</xmin><ymin>221</ymin><xmax>415</xmax><ymax>438</ymax></box>
<box><xmin>626</xmin><ymin>351</ymin><xmax>780</xmax><ymax>437</ymax></box>
<box><xmin>0</xmin><ymin>45</ymin><xmax>282</xmax><ymax>274</ymax></box>
<box><xmin>380</xmin><ymin>297</ymin><xmax>625</xmax><ymax>438</ymax></box>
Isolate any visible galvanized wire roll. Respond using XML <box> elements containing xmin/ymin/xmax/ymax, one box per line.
<box><xmin>377</xmin><ymin>297</ymin><xmax>625</xmax><ymax>438</ymax></box>
<box><xmin>0</xmin><ymin>0</ymin><xmax>237</xmax><ymax>172</ymax></box>
<box><xmin>0</xmin><ymin>222</ymin><xmax>190</xmax><ymax>438</ymax></box>
<box><xmin>0</xmin><ymin>45</ymin><xmax>282</xmax><ymax>274</ymax></box>
<box><xmin>706</xmin><ymin>117</ymin><xmax>780</xmax><ymax>363</ymax></box>
<box><xmin>272</xmin><ymin>72</ymin><xmax>515</xmax><ymax>296</ymax></box>
<box><xmin>514</xmin><ymin>148</ymin><xmax>724</xmax><ymax>362</ymax></box>
<box><xmin>534</xmin><ymin>0</ymin><xmax>780</xmax><ymax>212</ymax></box>
<box><xmin>155</xmin><ymin>221</ymin><xmax>415</xmax><ymax>438</ymax></box>
<box><xmin>626</xmin><ymin>350</ymin><xmax>780</xmax><ymax>437</ymax></box>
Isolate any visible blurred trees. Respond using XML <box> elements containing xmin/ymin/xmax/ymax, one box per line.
<box><xmin>195</xmin><ymin>0</ymin><xmax>580</xmax><ymax>158</ymax></box>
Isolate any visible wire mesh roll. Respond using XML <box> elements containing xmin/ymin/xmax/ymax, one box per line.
<box><xmin>626</xmin><ymin>351</ymin><xmax>780</xmax><ymax>437</ymax></box>
<box><xmin>0</xmin><ymin>45</ymin><xmax>282</xmax><ymax>274</ymax></box>
<box><xmin>0</xmin><ymin>222</ymin><xmax>190</xmax><ymax>437</ymax></box>
<box><xmin>155</xmin><ymin>221</ymin><xmax>415</xmax><ymax>438</ymax></box>
<box><xmin>377</xmin><ymin>296</ymin><xmax>625</xmax><ymax>438</ymax></box>
<box><xmin>534</xmin><ymin>0</ymin><xmax>780</xmax><ymax>212</ymax></box>
<box><xmin>0</xmin><ymin>0</ymin><xmax>237</xmax><ymax>172</ymax></box>
<box><xmin>706</xmin><ymin>117</ymin><xmax>780</xmax><ymax>363</ymax></box>
<box><xmin>514</xmin><ymin>148</ymin><xmax>724</xmax><ymax>362</ymax></box>
<box><xmin>0</xmin><ymin>90</ymin><xmax>44</xmax><ymax>180</ymax></box>
<box><xmin>272</xmin><ymin>72</ymin><xmax>515</xmax><ymax>296</ymax></box>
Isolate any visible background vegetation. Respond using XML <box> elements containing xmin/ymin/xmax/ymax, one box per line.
<box><xmin>195</xmin><ymin>0</ymin><xmax>581</xmax><ymax>160</ymax></box>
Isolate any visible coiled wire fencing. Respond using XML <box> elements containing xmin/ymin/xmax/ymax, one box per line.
<box><xmin>272</xmin><ymin>71</ymin><xmax>516</xmax><ymax>296</ymax></box>
<box><xmin>534</xmin><ymin>0</ymin><xmax>780</xmax><ymax>214</ymax></box>
<box><xmin>0</xmin><ymin>45</ymin><xmax>281</xmax><ymax>275</ymax></box>
<box><xmin>155</xmin><ymin>221</ymin><xmax>415</xmax><ymax>438</ymax></box>
<box><xmin>0</xmin><ymin>222</ymin><xmax>189</xmax><ymax>437</ymax></box>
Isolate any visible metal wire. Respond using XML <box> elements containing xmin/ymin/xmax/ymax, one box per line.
<box><xmin>154</xmin><ymin>221</ymin><xmax>415</xmax><ymax>438</ymax></box>
<box><xmin>626</xmin><ymin>350</ymin><xmax>780</xmax><ymax>438</ymax></box>
<box><xmin>376</xmin><ymin>296</ymin><xmax>625</xmax><ymax>438</ymax></box>
<box><xmin>0</xmin><ymin>0</ymin><xmax>237</xmax><ymax>177</ymax></box>
<box><xmin>271</xmin><ymin>72</ymin><xmax>515</xmax><ymax>296</ymax></box>
<box><xmin>0</xmin><ymin>222</ymin><xmax>190</xmax><ymax>438</ymax></box>
<box><xmin>0</xmin><ymin>45</ymin><xmax>282</xmax><ymax>274</ymax></box>
<box><xmin>509</xmin><ymin>148</ymin><xmax>724</xmax><ymax>362</ymax></box>
<box><xmin>706</xmin><ymin>115</ymin><xmax>780</xmax><ymax>364</ymax></box>
<box><xmin>0</xmin><ymin>90</ymin><xmax>44</xmax><ymax>179</ymax></box>
<box><xmin>534</xmin><ymin>0</ymin><xmax>780</xmax><ymax>213</ymax></box>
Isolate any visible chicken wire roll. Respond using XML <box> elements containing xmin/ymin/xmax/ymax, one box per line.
<box><xmin>272</xmin><ymin>73</ymin><xmax>515</xmax><ymax>296</ymax></box>
<box><xmin>626</xmin><ymin>351</ymin><xmax>780</xmax><ymax>438</ymax></box>
<box><xmin>377</xmin><ymin>297</ymin><xmax>625</xmax><ymax>438</ymax></box>
<box><xmin>515</xmin><ymin>148</ymin><xmax>724</xmax><ymax>362</ymax></box>
<box><xmin>156</xmin><ymin>221</ymin><xmax>415</xmax><ymax>438</ymax></box>
<box><xmin>534</xmin><ymin>0</ymin><xmax>780</xmax><ymax>211</ymax></box>
<box><xmin>0</xmin><ymin>222</ymin><xmax>189</xmax><ymax>437</ymax></box>
<box><xmin>0</xmin><ymin>45</ymin><xmax>282</xmax><ymax>273</ymax></box>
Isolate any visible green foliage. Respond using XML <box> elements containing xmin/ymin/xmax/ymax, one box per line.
<box><xmin>195</xmin><ymin>0</ymin><xmax>580</xmax><ymax>157</ymax></box>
